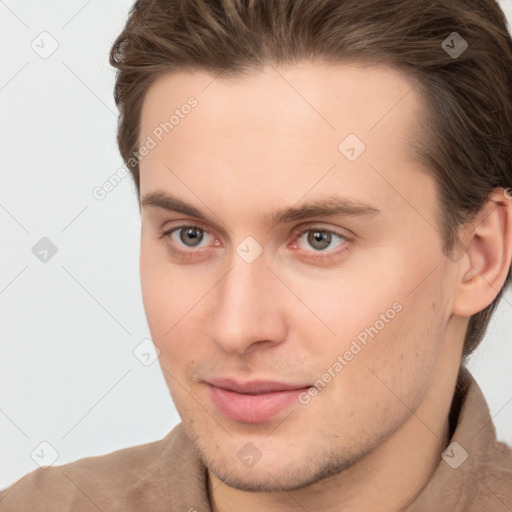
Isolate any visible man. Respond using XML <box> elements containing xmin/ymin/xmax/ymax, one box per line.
<box><xmin>1</xmin><ymin>0</ymin><xmax>511</xmax><ymax>510</ymax></box>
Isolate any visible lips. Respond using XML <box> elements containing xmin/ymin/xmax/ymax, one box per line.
<box><xmin>207</xmin><ymin>377</ymin><xmax>308</xmax><ymax>394</ymax></box>
<box><xmin>206</xmin><ymin>377</ymin><xmax>311</xmax><ymax>423</ymax></box>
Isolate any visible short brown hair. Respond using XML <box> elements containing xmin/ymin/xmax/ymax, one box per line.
<box><xmin>109</xmin><ymin>0</ymin><xmax>512</xmax><ymax>358</ymax></box>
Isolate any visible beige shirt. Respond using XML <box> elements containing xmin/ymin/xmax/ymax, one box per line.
<box><xmin>1</xmin><ymin>366</ymin><xmax>511</xmax><ymax>511</ymax></box>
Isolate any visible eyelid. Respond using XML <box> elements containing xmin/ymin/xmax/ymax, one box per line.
<box><xmin>290</xmin><ymin>222</ymin><xmax>353</xmax><ymax>242</ymax></box>
<box><xmin>151</xmin><ymin>210</ymin><xmax>230</xmax><ymax>241</ymax></box>
<box><xmin>158</xmin><ymin>223</ymin><xmax>217</xmax><ymax>252</ymax></box>
<box><xmin>159</xmin><ymin>221</ymin><xmax>214</xmax><ymax>240</ymax></box>
<box><xmin>159</xmin><ymin>225</ymin><xmax>221</xmax><ymax>263</ymax></box>
<box><xmin>172</xmin><ymin>226</ymin><xmax>215</xmax><ymax>246</ymax></box>
<box><xmin>286</xmin><ymin>223</ymin><xmax>352</xmax><ymax>261</ymax></box>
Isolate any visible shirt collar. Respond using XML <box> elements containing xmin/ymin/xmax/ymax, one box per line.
<box><xmin>404</xmin><ymin>365</ymin><xmax>499</xmax><ymax>510</ymax></box>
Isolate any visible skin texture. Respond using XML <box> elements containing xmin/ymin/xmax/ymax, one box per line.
<box><xmin>138</xmin><ymin>61</ymin><xmax>512</xmax><ymax>512</ymax></box>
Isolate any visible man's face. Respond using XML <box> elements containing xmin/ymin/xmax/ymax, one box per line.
<box><xmin>138</xmin><ymin>61</ymin><xmax>459</xmax><ymax>491</ymax></box>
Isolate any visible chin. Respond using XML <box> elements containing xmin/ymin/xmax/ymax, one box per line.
<box><xmin>203</xmin><ymin>442</ymin><xmax>364</xmax><ymax>493</ymax></box>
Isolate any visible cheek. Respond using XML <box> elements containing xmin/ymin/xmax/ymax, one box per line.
<box><xmin>314</xmin><ymin>283</ymin><xmax>447</xmax><ymax>440</ymax></box>
<box><xmin>139</xmin><ymin>243</ymin><xmax>214</xmax><ymax>368</ymax></box>
<box><xmin>354</xmin><ymin>273</ymin><xmax>447</xmax><ymax>397</ymax></box>
<box><xmin>140</xmin><ymin>243</ymin><xmax>186</xmax><ymax>349</ymax></box>
<box><xmin>286</xmin><ymin>250</ymin><xmax>447</xmax><ymax>376</ymax></box>
<box><xmin>140</xmin><ymin>238</ymin><xmax>195</xmax><ymax>324</ymax></box>
<box><xmin>276</xmin><ymin>262</ymin><xmax>402</xmax><ymax>354</ymax></box>
<box><xmin>140</xmin><ymin>254</ymin><xmax>170</xmax><ymax>335</ymax></box>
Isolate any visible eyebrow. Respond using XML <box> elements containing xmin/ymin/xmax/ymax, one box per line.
<box><xmin>142</xmin><ymin>191</ymin><xmax>207</xmax><ymax>220</ymax></box>
<box><xmin>141</xmin><ymin>191</ymin><xmax>380</xmax><ymax>227</ymax></box>
<box><xmin>267</xmin><ymin>196</ymin><xmax>380</xmax><ymax>225</ymax></box>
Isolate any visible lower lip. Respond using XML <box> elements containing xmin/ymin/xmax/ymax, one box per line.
<box><xmin>207</xmin><ymin>384</ymin><xmax>310</xmax><ymax>423</ymax></box>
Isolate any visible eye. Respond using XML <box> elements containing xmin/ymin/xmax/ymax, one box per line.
<box><xmin>296</xmin><ymin>229</ymin><xmax>347</xmax><ymax>252</ymax></box>
<box><xmin>168</xmin><ymin>226</ymin><xmax>214</xmax><ymax>248</ymax></box>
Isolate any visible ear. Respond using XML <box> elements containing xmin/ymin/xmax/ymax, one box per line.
<box><xmin>452</xmin><ymin>187</ymin><xmax>512</xmax><ymax>317</ymax></box>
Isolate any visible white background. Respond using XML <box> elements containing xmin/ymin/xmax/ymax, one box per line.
<box><xmin>1</xmin><ymin>0</ymin><xmax>512</xmax><ymax>490</ymax></box>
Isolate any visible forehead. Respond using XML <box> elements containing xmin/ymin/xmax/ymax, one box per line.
<box><xmin>138</xmin><ymin>60</ymin><xmax>435</xmax><ymax>225</ymax></box>
<box><xmin>140</xmin><ymin>60</ymin><xmax>422</xmax><ymax>144</ymax></box>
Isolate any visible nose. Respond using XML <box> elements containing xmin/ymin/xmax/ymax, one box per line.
<box><xmin>208</xmin><ymin>255</ymin><xmax>288</xmax><ymax>354</ymax></box>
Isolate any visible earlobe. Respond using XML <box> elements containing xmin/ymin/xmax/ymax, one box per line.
<box><xmin>452</xmin><ymin>187</ymin><xmax>512</xmax><ymax>317</ymax></box>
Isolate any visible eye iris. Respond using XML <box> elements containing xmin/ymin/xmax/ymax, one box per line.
<box><xmin>180</xmin><ymin>227</ymin><xmax>204</xmax><ymax>247</ymax></box>
<box><xmin>307</xmin><ymin>230</ymin><xmax>331</xmax><ymax>250</ymax></box>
